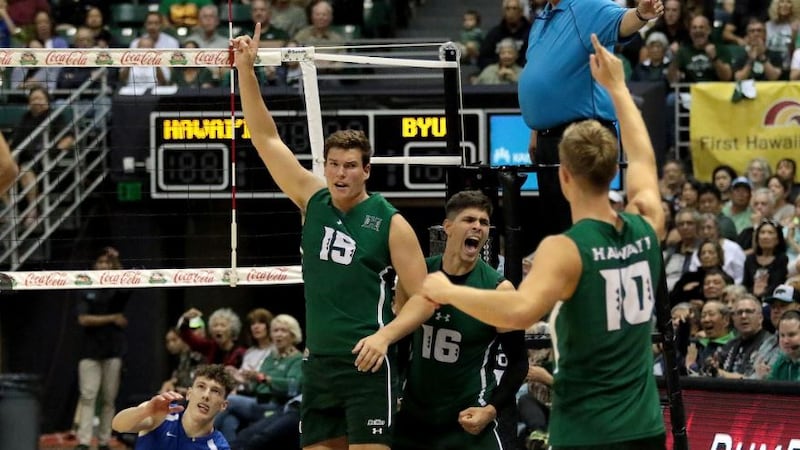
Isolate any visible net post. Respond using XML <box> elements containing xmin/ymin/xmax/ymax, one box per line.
<box><xmin>439</xmin><ymin>42</ymin><xmax>464</xmax><ymax>166</ymax></box>
<box><xmin>498</xmin><ymin>170</ymin><xmax>527</xmax><ymax>286</ymax></box>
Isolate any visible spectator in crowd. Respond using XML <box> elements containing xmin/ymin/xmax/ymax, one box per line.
<box><xmin>179</xmin><ymin>307</ymin><xmax>247</xmax><ymax>368</ymax></box>
<box><xmin>474</xmin><ymin>37</ymin><xmax>523</xmax><ymax>85</ymax></box>
<box><xmin>223</xmin><ymin>314</ymin><xmax>303</xmax><ymax>449</ymax></box>
<box><xmin>7</xmin><ymin>0</ymin><xmax>49</xmax><ymax>29</ymax></box>
<box><xmin>742</xmin><ymin>218</ymin><xmax>789</xmax><ymax>299</ymax></box>
<box><xmin>293</xmin><ymin>0</ymin><xmax>344</xmax><ymax>46</ymax></box>
<box><xmin>227</xmin><ymin>307</ymin><xmax>274</xmax><ymax>393</ymax></box>
<box><xmin>671</xmin><ymin>238</ymin><xmax>731</xmax><ymax>305</ymax></box>
<box><xmin>753</xmin><ymin>284</ymin><xmax>800</xmax><ymax>378</ymax></box>
<box><xmin>669</xmin><ymin>15</ymin><xmax>733</xmax><ymax>83</ymax></box>
<box><xmin>82</xmin><ymin>6</ymin><xmax>113</xmax><ymax>48</ymax></box>
<box><xmin>664</xmin><ymin>208</ymin><xmax>701</xmax><ymax>291</ymax></box>
<box><xmin>660</xmin><ymin>197</ymin><xmax>676</xmax><ymax>247</ymax></box>
<box><xmin>697</xmin><ymin>183</ymin><xmax>738</xmax><ymax>240</ymax></box>
<box><xmin>766</xmin><ymin>309</ymin><xmax>800</xmax><ymax>381</ymax></box>
<box><xmin>784</xmin><ymin>196</ymin><xmax>800</xmax><ymax>276</ymax></box>
<box><xmin>775</xmin><ymin>157</ymin><xmax>800</xmax><ymax>202</ymax></box>
<box><xmin>747</xmin><ymin>157</ymin><xmax>773</xmax><ymax>190</ymax></box>
<box><xmin>185</xmin><ymin>4</ymin><xmax>227</xmax><ymax>48</ymax></box>
<box><xmin>32</xmin><ymin>10</ymin><xmax>67</xmax><ymax>48</ymax></box>
<box><xmin>131</xmin><ymin>11</ymin><xmax>180</xmax><ymax>49</ymax></box>
<box><xmin>721</xmin><ymin>284</ymin><xmax>749</xmax><ymax>308</ymax></box>
<box><xmin>712</xmin><ymin>164</ymin><xmax>738</xmax><ymax>203</ymax></box>
<box><xmin>112</xmin><ymin>364</ymin><xmax>236</xmax><ymax>449</ymax></box>
<box><xmin>736</xmin><ymin>187</ymin><xmax>777</xmax><ymax>254</ymax></box>
<box><xmin>172</xmin><ymin>40</ymin><xmax>219</xmax><ymax>89</ymax></box>
<box><xmin>478</xmin><ymin>0</ymin><xmax>531</xmax><ymax>69</ymax></box>
<box><xmin>645</xmin><ymin>0</ymin><xmax>690</xmax><ymax>58</ymax></box>
<box><xmin>75</xmin><ymin>247</ymin><xmax>131</xmax><ymax>450</ymax></box>
<box><xmin>765</xmin><ymin>0</ymin><xmax>800</xmax><ymax>72</ymax></box>
<box><xmin>271</xmin><ymin>0</ymin><xmax>308</xmax><ymax>37</ymax></box>
<box><xmin>767</xmin><ymin>175</ymin><xmax>795</xmax><ymax>225</ymax></box>
<box><xmin>722</xmin><ymin>0</ymin><xmax>770</xmax><ymax>45</ymax></box>
<box><xmin>517</xmin><ymin>322</ymin><xmax>553</xmax><ymax>446</ymax></box>
<box><xmin>0</xmin><ymin>132</ymin><xmax>18</xmax><ymax>196</ymax></box>
<box><xmin>160</xmin><ymin>327</ymin><xmax>204</xmax><ymax>395</ymax></box>
<box><xmin>722</xmin><ymin>176</ymin><xmax>753</xmax><ymax>234</ymax></box>
<box><xmin>631</xmin><ymin>31</ymin><xmax>671</xmax><ymax>83</ymax></box>
<box><xmin>686</xmin><ymin>300</ymin><xmax>735</xmax><ymax>375</ymax></box>
<box><xmin>120</xmin><ymin>35</ymin><xmax>171</xmax><ymax>95</ymax></box>
<box><xmin>8</xmin><ymin>38</ymin><xmax>61</xmax><ymax>91</ymax></box>
<box><xmin>160</xmin><ymin>0</ymin><xmax>212</xmax><ymax>28</ymax></box>
<box><xmin>249</xmin><ymin>0</ymin><xmax>290</xmax><ymax>48</ymax></box>
<box><xmin>677</xmin><ymin>178</ymin><xmax>702</xmax><ymax>211</ymax></box>
<box><xmin>702</xmin><ymin>267</ymin><xmax>733</xmax><ymax>303</ymax></box>
<box><xmin>56</xmin><ymin>27</ymin><xmax>103</xmax><ymax>89</ymax></box>
<box><xmin>733</xmin><ymin>17</ymin><xmax>784</xmax><ymax>80</ymax></box>
<box><xmin>660</xmin><ymin>159</ymin><xmax>687</xmax><ymax>207</ymax></box>
<box><xmin>6</xmin><ymin>86</ymin><xmax>74</xmax><ymax>227</ymax></box>
<box><xmin>690</xmin><ymin>212</ymin><xmax>746</xmax><ymax>284</ymax></box>
<box><xmin>713</xmin><ymin>295</ymin><xmax>772</xmax><ymax>378</ymax></box>
<box><xmin>458</xmin><ymin>9</ymin><xmax>483</xmax><ymax>65</ymax></box>
<box><xmin>0</xmin><ymin>0</ymin><xmax>21</xmax><ymax>47</ymax></box>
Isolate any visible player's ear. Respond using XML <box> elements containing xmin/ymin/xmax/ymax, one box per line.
<box><xmin>363</xmin><ymin>162</ymin><xmax>371</xmax><ymax>179</ymax></box>
<box><xmin>220</xmin><ymin>399</ymin><xmax>229</xmax><ymax>411</ymax></box>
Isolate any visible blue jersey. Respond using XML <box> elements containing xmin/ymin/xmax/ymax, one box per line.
<box><xmin>135</xmin><ymin>412</ymin><xmax>230</xmax><ymax>450</ymax></box>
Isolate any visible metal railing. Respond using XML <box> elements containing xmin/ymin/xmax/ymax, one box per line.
<box><xmin>1</xmin><ymin>68</ymin><xmax>111</xmax><ymax>270</ymax></box>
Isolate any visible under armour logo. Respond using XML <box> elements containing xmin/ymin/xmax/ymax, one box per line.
<box><xmin>435</xmin><ymin>312</ymin><xmax>450</xmax><ymax>322</ymax></box>
<box><xmin>372</xmin><ymin>427</ymin><xmax>383</xmax><ymax>435</ymax></box>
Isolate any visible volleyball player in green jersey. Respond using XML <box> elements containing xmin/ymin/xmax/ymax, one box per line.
<box><xmin>353</xmin><ymin>191</ymin><xmax>528</xmax><ymax>450</ymax></box>
<box><xmin>233</xmin><ymin>24</ymin><xmax>429</xmax><ymax>450</ymax></box>
<box><xmin>420</xmin><ymin>34</ymin><xmax>667</xmax><ymax>450</ymax></box>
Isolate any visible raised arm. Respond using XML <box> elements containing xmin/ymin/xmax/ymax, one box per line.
<box><xmin>589</xmin><ymin>34</ymin><xmax>664</xmax><ymax>238</ymax></box>
<box><xmin>233</xmin><ymin>23</ymin><xmax>324</xmax><ymax>209</ymax></box>
<box><xmin>112</xmin><ymin>392</ymin><xmax>184</xmax><ymax>434</ymax></box>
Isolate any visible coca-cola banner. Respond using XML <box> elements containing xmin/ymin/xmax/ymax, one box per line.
<box><xmin>663</xmin><ymin>384</ymin><xmax>800</xmax><ymax>450</ymax></box>
<box><xmin>0</xmin><ymin>48</ymin><xmax>282</xmax><ymax>67</ymax></box>
<box><xmin>0</xmin><ymin>266</ymin><xmax>302</xmax><ymax>289</ymax></box>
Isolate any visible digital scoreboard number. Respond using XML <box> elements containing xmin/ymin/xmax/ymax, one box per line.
<box><xmin>149</xmin><ymin>110</ymin><xmax>484</xmax><ymax>199</ymax></box>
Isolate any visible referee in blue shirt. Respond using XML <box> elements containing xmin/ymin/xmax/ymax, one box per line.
<box><xmin>520</xmin><ymin>0</ymin><xmax>663</xmax><ymax>236</ymax></box>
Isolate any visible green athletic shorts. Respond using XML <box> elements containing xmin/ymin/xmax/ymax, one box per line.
<box><xmin>393</xmin><ymin>408</ymin><xmax>503</xmax><ymax>450</ymax></box>
<box><xmin>300</xmin><ymin>353</ymin><xmax>398</xmax><ymax>447</ymax></box>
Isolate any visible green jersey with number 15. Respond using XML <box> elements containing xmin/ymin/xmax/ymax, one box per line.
<box><xmin>302</xmin><ymin>188</ymin><xmax>398</xmax><ymax>356</ymax></box>
<box><xmin>549</xmin><ymin>213</ymin><xmax>665</xmax><ymax>446</ymax></box>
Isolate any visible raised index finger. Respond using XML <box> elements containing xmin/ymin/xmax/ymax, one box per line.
<box><xmin>253</xmin><ymin>21</ymin><xmax>262</xmax><ymax>49</ymax></box>
<box><xmin>589</xmin><ymin>33</ymin><xmax>604</xmax><ymax>56</ymax></box>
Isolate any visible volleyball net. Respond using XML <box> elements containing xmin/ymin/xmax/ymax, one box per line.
<box><xmin>0</xmin><ymin>42</ymin><xmax>467</xmax><ymax>289</ymax></box>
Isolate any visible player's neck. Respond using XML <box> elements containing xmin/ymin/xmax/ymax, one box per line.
<box><xmin>568</xmin><ymin>193</ymin><xmax>618</xmax><ymax>226</ymax></box>
<box><xmin>441</xmin><ymin>250</ymin><xmax>477</xmax><ymax>276</ymax></box>
<box><xmin>182</xmin><ymin>413</ymin><xmax>213</xmax><ymax>439</ymax></box>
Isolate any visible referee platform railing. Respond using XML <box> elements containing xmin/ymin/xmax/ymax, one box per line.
<box><xmin>0</xmin><ymin>69</ymin><xmax>112</xmax><ymax>270</ymax></box>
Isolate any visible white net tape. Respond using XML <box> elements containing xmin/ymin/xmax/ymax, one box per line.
<box><xmin>0</xmin><ymin>266</ymin><xmax>303</xmax><ymax>290</ymax></box>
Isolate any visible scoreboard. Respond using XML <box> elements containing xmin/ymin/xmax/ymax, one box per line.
<box><xmin>150</xmin><ymin>110</ymin><xmax>485</xmax><ymax>199</ymax></box>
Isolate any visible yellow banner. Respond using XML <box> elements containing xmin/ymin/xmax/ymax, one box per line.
<box><xmin>690</xmin><ymin>81</ymin><xmax>800</xmax><ymax>182</ymax></box>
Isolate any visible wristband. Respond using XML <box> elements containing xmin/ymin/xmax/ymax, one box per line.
<box><xmin>634</xmin><ymin>8</ymin><xmax>649</xmax><ymax>22</ymax></box>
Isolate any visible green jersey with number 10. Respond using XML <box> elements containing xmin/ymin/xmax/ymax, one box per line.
<box><xmin>549</xmin><ymin>212</ymin><xmax>665</xmax><ymax>446</ymax></box>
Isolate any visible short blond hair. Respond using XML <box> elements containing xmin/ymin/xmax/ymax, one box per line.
<box><xmin>272</xmin><ymin>314</ymin><xmax>303</xmax><ymax>344</ymax></box>
<box><xmin>558</xmin><ymin>120</ymin><xmax>618</xmax><ymax>192</ymax></box>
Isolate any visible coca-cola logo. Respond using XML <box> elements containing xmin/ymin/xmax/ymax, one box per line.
<box><xmin>99</xmin><ymin>271</ymin><xmax>144</xmax><ymax>286</ymax></box>
<box><xmin>120</xmin><ymin>51</ymin><xmax>164</xmax><ymax>66</ymax></box>
<box><xmin>45</xmin><ymin>51</ymin><xmax>89</xmax><ymax>66</ymax></box>
<box><xmin>0</xmin><ymin>51</ymin><xmax>12</xmax><ymax>65</ymax></box>
<box><xmin>246</xmin><ymin>267</ymin><xmax>289</xmax><ymax>282</ymax></box>
<box><xmin>193</xmin><ymin>51</ymin><xmax>230</xmax><ymax>66</ymax></box>
<box><xmin>173</xmin><ymin>270</ymin><xmax>217</xmax><ymax>284</ymax></box>
<box><xmin>23</xmin><ymin>272</ymin><xmax>69</xmax><ymax>287</ymax></box>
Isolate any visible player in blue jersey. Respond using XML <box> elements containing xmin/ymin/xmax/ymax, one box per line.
<box><xmin>112</xmin><ymin>364</ymin><xmax>237</xmax><ymax>450</ymax></box>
